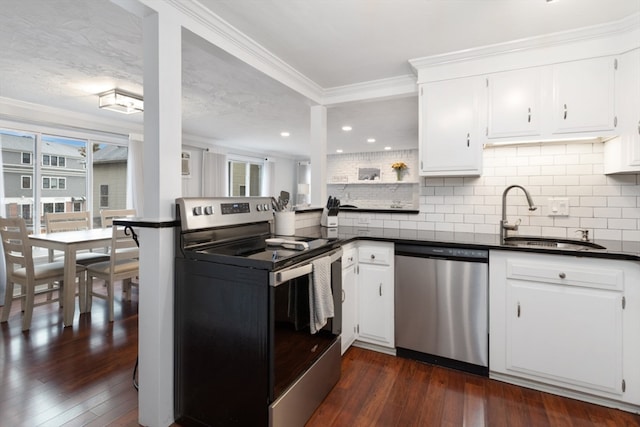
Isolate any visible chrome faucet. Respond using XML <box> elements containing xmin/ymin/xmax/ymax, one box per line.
<box><xmin>500</xmin><ymin>185</ymin><xmax>537</xmax><ymax>243</ymax></box>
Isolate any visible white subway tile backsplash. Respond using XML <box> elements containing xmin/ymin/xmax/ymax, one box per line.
<box><xmin>593</xmin><ymin>207</ymin><xmax>622</xmax><ymax>218</ymax></box>
<box><xmin>327</xmin><ymin>143</ymin><xmax>639</xmax><ymax>241</ymax></box>
<box><xmin>607</xmin><ymin>197</ymin><xmax>637</xmax><ymax>208</ymax></box>
<box><xmin>580</xmin><ymin>196</ymin><xmax>608</xmax><ymax>207</ymax></box>
<box><xmin>608</xmin><ymin>219</ymin><xmax>637</xmax><ymax>230</ymax></box>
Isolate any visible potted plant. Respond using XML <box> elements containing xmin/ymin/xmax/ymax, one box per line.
<box><xmin>391</xmin><ymin>162</ymin><xmax>407</xmax><ymax>181</ymax></box>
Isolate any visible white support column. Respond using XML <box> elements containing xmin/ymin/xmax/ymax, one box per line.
<box><xmin>309</xmin><ymin>105</ymin><xmax>327</xmax><ymax>207</ymax></box>
<box><xmin>139</xmin><ymin>10</ymin><xmax>182</xmax><ymax>427</ymax></box>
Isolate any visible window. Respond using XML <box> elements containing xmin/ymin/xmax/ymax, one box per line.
<box><xmin>43</xmin><ymin>202</ymin><xmax>65</xmax><ymax>214</ymax></box>
<box><xmin>100</xmin><ymin>184</ymin><xmax>109</xmax><ymax>208</ymax></box>
<box><xmin>2</xmin><ymin>130</ymin><xmax>129</xmax><ymax>233</ymax></box>
<box><xmin>21</xmin><ymin>204</ymin><xmax>31</xmax><ymax>219</ymax></box>
<box><xmin>228</xmin><ymin>159</ymin><xmax>263</xmax><ymax>197</ymax></box>
<box><xmin>21</xmin><ymin>175</ymin><xmax>32</xmax><ymax>189</ymax></box>
<box><xmin>42</xmin><ymin>177</ymin><xmax>66</xmax><ymax>190</ymax></box>
<box><xmin>42</xmin><ymin>154</ymin><xmax>66</xmax><ymax>167</ymax></box>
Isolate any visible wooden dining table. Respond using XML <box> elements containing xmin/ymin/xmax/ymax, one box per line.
<box><xmin>29</xmin><ymin>228</ymin><xmax>113</xmax><ymax>327</ymax></box>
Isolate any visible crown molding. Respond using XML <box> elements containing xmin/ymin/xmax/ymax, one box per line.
<box><xmin>409</xmin><ymin>12</ymin><xmax>640</xmax><ymax>72</ymax></box>
<box><xmin>322</xmin><ymin>74</ymin><xmax>418</xmax><ymax>106</ymax></box>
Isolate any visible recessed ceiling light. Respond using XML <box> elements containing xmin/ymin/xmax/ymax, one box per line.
<box><xmin>367</xmin><ymin>138</ymin><xmax>376</xmax><ymax>143</ymax></box>
<box><xmin>336</xmin><ymin>149</ymin><xmax>343</xmax><ymax>153</ymax></box>
<box><xmin>341</xmin><ymin>126</ymin><xmax>352</xmax><ymax>132</ymax></box>
<box><xmin>384</xmin><ymin>146</ymin><xmax>392</xmax><ymax>150</ymax></box>
<box><xmin>280</xmin><ymin>131</ymin><xmax>290</xmax><ymax>137</ymax></box>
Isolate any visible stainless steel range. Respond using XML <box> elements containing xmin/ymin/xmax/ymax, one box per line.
<box><xmin>174</xmin><ymin>197</ymin><xmax>342</xmax><ymax>427</ymax></box>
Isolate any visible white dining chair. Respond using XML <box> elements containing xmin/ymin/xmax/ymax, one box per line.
<box><xmin>44</xmin><ymin>211</ymin><xmax>110</xmax><ymax>265</ymax></box>
<box><xmin>0</xmin><ymin>217</ymin><xmax>87</xmax><ymax>331</ymax></box>
<box><xmin>85</xmin><ymin>225</ymin><xmax>139</xmax><ymax>322</ymax></box>
<box><xmin>100</xmin><ymin>209</ymin><xmax>136</xmax><ymax>228</ymax></box>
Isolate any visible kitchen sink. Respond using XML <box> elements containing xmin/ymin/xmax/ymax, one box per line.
<box><xmin>503</xmin><ymin>236</ymin><xmax>607</xmax><ymax>251</ymax></box>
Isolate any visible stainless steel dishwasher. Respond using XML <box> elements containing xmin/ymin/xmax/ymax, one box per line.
<box><xmin>395</xmin><ymin>244</ymin><xmax>489</xmax><ymax>376</ymax></box>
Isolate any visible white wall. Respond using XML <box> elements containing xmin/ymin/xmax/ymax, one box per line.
<box><xmin>181</xmin><ymin>143</ymin><xmax>297</xmax><ymax>199</ymax></box>
<box><xmin>337</xmin><ymin>142</ymin><xmax>640</xmax><ymax>242</ymax></box>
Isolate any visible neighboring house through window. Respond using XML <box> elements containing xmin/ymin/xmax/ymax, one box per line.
<box><xmin>21</xmin><ymin>152</ymin><xmax>31</xmax><ymax>164</ymax></box>
<box><xmin>21</xmin><ymin>175</ymin><xmax>31</xmax><ymax>189</ymax></box>
<box><xmin>42</xmin><ymin>177</ymin><xmax>66</xmax><ymax>189</ymax></box>
<box><xmin>228</xmin><ymin>158</ymin><xmax>263</xmax><ymax>197</ymax></box>
<box><xmin>100</xmin><ymin>184</ymin><xmax>109</xmax><ymax>208</ymax></box>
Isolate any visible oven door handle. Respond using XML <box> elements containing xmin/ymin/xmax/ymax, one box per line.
<box><xmin>272</xmin><ymin>248</ymin><xmax>342</xmax><ymax>287</ymax></box>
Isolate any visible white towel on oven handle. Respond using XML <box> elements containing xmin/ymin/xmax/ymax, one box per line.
<box><xmin>309</xmin><ymin>255</ymin><xmax>334</xmax><ymax>334</ymax></box>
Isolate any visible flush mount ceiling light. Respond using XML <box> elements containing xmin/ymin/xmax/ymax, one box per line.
<box><xmin>98</xmin><ymin>89</ymin><xmax>144</xmax><ymax>114</ymax></box>
<box><xmin>384</xmin><ymin>146</ymin><xmax>392</xmax><ymax>150</ymax></box>
<box><xmin>341</xmin><ymin>125</ymin><xmax>352</xmax><ymax>132</ymax></box>
<box><xmin>336</xmin><ymin>149</ymin><xmax>343</xmax><ymax>153</ymax></box>
<box><xmin>280</xmin><ymin>131</ymin><xmax>290</xmax><ymax>137</ymax></box>
<box><xmin>367</xmin><ymin>138</ymin><xmax>376</xmax><ymax>143</ymax></box>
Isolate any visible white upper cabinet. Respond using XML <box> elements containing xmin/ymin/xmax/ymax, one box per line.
<box><xmin>551</xmin><ymin>56</ymin><xmax>617</xmax><ymax>134</ymax></box>
<box><xmin>604</xmin><ymin>48</ymin><xmax>640</xmax><ymax>174</ymax></box>
<box><xmin>487</xmin><ymin>67</ymin><xmax>543</xmax><ymax>139</ymax></box>
<box><xmin>419</xmin><ymin>76</ymin><xmax>484</xmax><ymax>177</ymax></box>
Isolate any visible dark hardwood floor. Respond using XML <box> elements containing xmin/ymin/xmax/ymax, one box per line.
<box><xmin>0</xmin><ymin>281</ymin><xmax>141</xmax><ymax>427</ymax></box>
<box><xmin>308</xmin><ymin>347</ymin><xmax>640</xmax><ymax>427</ymax></box>
<box><xmin>2</xmin><ymin>283</ymin><xmax>639</xmax><ymax>427</ymax></box>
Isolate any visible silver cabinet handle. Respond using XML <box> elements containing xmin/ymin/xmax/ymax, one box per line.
<box><xmin>563</xmin><ymin>104</ymin><xmax>568</xmax><ymax>120</ymax></box>
<box><xmin>466</xmin><ymin>132</ymin><xmax>470</xmax><ymax>147</ymax></box>
<box><xmin>559</xmin><ymin>272</ymin><xmax>566</xmax><ymax>279</ymax></box>
<box><xmin>342</xmin><ymin>289</ymin><xmax>345</xmax><ymax>303</ymax></box>
<box><xmin>517</xmin><ymin>302</ymin><xmax>521</xmax><ymax>318</ymax></box>
<box><xmin>527</xmin><ymin>107</ymin><xmax>531</xmax><ymax>123</ymax></box>
<box><xmin>379</xmin><ymin>284</ymin><xmax>382</xmax><ymax>296</ymax></box>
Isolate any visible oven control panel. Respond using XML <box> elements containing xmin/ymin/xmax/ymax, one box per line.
<box><xmin>176</xmin><ymin>197</ymin><xmax>275</xmax><ymax>230</ymax></box>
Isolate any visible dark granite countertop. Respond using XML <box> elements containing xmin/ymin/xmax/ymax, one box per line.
<box><xmin>294</xmin><ymin>226</ymin><xmax>640</xmax><ymax>261</ymax></box>
<box><xmin>294</xmin><ymin>207</ymin><xmax>420</xmax><ymax>214</ymax></box>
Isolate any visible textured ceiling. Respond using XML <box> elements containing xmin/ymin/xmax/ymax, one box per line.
<box><xmin>0</xmin><ymin>0</ymin><xmax>638</xmax><ymax>158</ymax></box>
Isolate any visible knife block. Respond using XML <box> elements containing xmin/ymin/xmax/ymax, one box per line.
<box><xmin>320</xmin><ymin>207</ymin><xmax>338</xmax><ymax>227</ymax></box>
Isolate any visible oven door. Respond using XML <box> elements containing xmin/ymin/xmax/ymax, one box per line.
<box><xmin>269</xmin><ymin>248</ymin><xmax>342</xmax><ymax>402</ymax></box>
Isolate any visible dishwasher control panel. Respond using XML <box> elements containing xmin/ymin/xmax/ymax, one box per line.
<box><xmin>395</xmin><ymin>244</ymin><xmax>488</xmax><ymax>261</ymax></box>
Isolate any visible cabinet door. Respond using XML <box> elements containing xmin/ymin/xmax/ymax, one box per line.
<box><xmin>358</xmin><ymin>263</ymin><xmax>394</xmax><ymax>348</ymax></box>
<box><xmin>487</xmin><ymin>68</ymin><xmax>543</xmax><ymax>139</ymax></box>
<box><xmin>552</xmin><ymin>56</ymin><xmax>616</xmax><ymax>134</ymax></box>
<box><xmin>618</xmin><ymin>48</ymin><xmax>640</xmax><ymax>168</ymax></box>
<box><xmin>419</xmin><ymin>77</ymin><xmax>484</xmax><ymax>176</ymax></box>
<box><xmin>506</xmin><ymin>280</ymin><xmax>623</xmax><ymax>396</ymax></box>
<box><xmin>341</xmin><ymin>263</ymin><xmax>357</xmax><ymax>354</ymax></box>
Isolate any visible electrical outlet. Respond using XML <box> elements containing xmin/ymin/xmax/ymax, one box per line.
<box><xmin>548</xmin><ymin>197</ymin><xmax>569</xmax><ymax>216</ymax></box>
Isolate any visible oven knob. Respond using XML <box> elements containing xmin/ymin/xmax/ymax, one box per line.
<box><xmin>204</xmin><ymin>206</ymin><xmax>213</xmax><ymax>215</ymax></box>
<box><xmin>263</xmin><ymin>203</ymin><xmax>269</xmax><ymax>211</ymax></box>
<box><xmin>257</xmin><ymin>204</ymin><xmax>263</xmax><ymax>211</ymax></box>
<box><xmin>193</xmin><ymin>206</ymin><xmax>202</xmax><ymax>216</ymax></box>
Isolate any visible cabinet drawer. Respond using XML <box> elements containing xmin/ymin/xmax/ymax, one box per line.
<box><xmin>506</xmin><ymin>259</ymin><xmax>623</xmax><ymax>291</ymax></box>
<box><xmin>342</xmin><ymin>247</ymin><xmax>357</xmax><ymax>269</ymax></box>
<box><xmin>358</xmin><ymin>244</ymin><xmax>392</xmax><ymax>266</ymax></box>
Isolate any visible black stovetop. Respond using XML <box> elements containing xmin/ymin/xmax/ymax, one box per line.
<box><xmin>183</xmin><ymin>235</ymin><xmax>340</xmax><ymax>271</ymax></box>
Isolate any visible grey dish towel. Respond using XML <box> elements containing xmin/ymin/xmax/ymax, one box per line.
<box><xmin>309</xmin><ymin>256</ymin><xmax>334</xmax><ymax>334</ymax></box>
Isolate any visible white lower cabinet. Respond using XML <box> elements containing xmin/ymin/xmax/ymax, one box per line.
<box><xmin>356</xmin><ymin>242</ymin><xmax>395</xmax><ymax>350</ymax></box>
<box><xmin>341</xmin><ymin>244</ymin><xmax>358</xmax><ymax>355</ymax></box>
<box><xmin>490</xmin><ymin>251</ymin><xmax>640</xmax><ymax>410</ymax></box>
<box><xmin>340</xmin><ymin>241</ymin><xmax>395</xmax><ymax>354</ymax></box>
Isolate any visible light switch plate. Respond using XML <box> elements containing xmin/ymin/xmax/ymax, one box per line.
<box><xmin>548</xmin><ymin>197</ymin><xmax>569</xmax><ymax>216</ymax></box>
